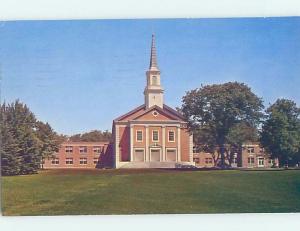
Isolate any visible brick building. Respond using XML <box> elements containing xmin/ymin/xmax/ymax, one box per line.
<box><xmin>43</xmin><ymin>141</ymin><xmax>110</xmax><ymax>169</ymax></box>
<box><xmin>193</xmin><ymin>143</ymin><xmax>278</xmax><ymax>168</ymax></box>
<box><xmin>112</xmin><ymin>35</ymin><xmax>194</xmax><ymax>168</ymax></box>
<box><xmin>44</xmin><ymin>35</ymin><xmax>277</xmax><ymax>170</ymax></box>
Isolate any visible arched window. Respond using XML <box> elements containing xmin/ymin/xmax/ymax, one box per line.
<box><xmin>152</xmin><ymin>76</ymin><xmax>157</xmax><ymax>85</ymax></box>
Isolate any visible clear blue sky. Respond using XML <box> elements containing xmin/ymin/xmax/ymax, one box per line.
<box><xmin>1</xmin><ymin>18</ymin><xmax>300</xmax><ymax>135</ymax></box>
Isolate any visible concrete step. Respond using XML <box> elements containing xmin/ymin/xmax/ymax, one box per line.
<box><xmin>119</xmin><ymin>161</ymin><xmax>196</xmax><ymax>169</ymax></box>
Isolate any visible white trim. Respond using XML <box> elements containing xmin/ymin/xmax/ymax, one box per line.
<box><xmin>189</xmin><ymin>133</ymin><xmax>193</xmax><ymax>163</ymax></box>
<box><xmin>123</xmin><ymin>121</ymin><xmax>184</xmax><ymax>125</ymax></box>
<box><xmin>115</xmin><ymin>121</ymin><xmax>186</xmax><ymax>126</ymax></box>
<box><xmin>115</xmin><ymin>125</ymin><xmax>120</xmax><ymax>168</ymax></box>
<box><xmin>65</xmin><ymin>157</ymin><xmax>74</xmax><ymax>165</ymax></box>
<box><xmin>79</xmin><ymin>157</ymin><xmax>88</xmax><ymax>165</ymax></box>
<box><xmin>136</xmin><ymin>130</ymin><xmax>143</xmax><ymax>142</ymax></box>
<box><xmin>168</xmin><ymin>130</ymin><xmax>175</xmax><ymax>142</ymax></box>
<box><xmin>162</xmin><ymin>126</ymin><xmax>166</xmax><ymax>161</ymax></box>
<box><xmin>51</xmin><ymin>158</ymin><xmax>59</xmax><ymax>165</ymax></box>
<box><xmin>152</xmin><ymin>130</ymin><xmax>159</xmax><ymax>142</ymax></box>
<box><xmin>258</xmin><ymin>157</ymin><xmax>265</xmax><ymax>167</ymax></box>
<box><xmin>152</xmin><ymin>110</ymin><xmax>159</xmax><ymax>117</ymax></box>
<box><xmin>177</xmin><ymin>126</ymin><xmax>181</xmax><ymax>162</ymax></box>
<box><xmin>145</xmin><ymin>126</ymin><xmax>149</xmax><ymax>161</ymax></box>
<box><xmin>130</xmin><ymin>125</ymin><xmax>133</xmax><ymax>162</ymax></box>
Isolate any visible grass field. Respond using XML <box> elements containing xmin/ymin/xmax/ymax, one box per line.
<box><xmin>2</xmin><ymin>168</ymin><xmax>300</xmax><ymax>215</ymax></box>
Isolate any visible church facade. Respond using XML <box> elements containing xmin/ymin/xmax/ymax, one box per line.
<box><xmin>112</xmin><ymin>35</ymin><xmax>194</xmax><ymax>168</ymax></box>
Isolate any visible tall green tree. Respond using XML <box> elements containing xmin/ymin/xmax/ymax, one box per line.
<box><xmin>0</xmin><ymin>104</ymin><xmax>21</xmax><ymax>175</ymax></box>
<box><xmin>1</xmin><ymin>100</ymin><xmax>41</xmax><ymax>175</ymax></box>
<box><xmin>1</xmin><ymin>100</ymin><xmax>61</xmax><ymax>175</ymax></box>
<box><xmin>181</xmin><ymin>82</ymin><xmax>264</xmax><ymax>167</ymax></box>
<box><xmin>35</xmin><ymin>121</ymin><xmax>60</xmax><ymax>169</ymax></box>
<box><xmin>261</xmin><ymin>99</ymin><xmax>300</xmax><ymax>167</ymax></box>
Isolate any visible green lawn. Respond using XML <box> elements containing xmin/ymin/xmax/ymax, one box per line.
<box><xmin>2</xmin><ymin>168</ymin><xmax>300</xmax><ymax>215</ymax></box>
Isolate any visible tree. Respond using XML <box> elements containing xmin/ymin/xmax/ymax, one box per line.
<box><xmin>69</xmin><ymin>130</ymin><xmax>112</xmax><ymax>142</ymax></box>
<box><xmin>181</xmin><ymin>82</ymin><xmax>264</xmax><ymax>168</ymax></box>
<box><xmin>0</xmin><ymin>104</ymin><xmax>21</xmax><ymax>175</ymax></box>
<box><xmin>1</xmin><ymin>100</ymin><xmax>41</xmax><ymax>175</ymax></box>
<box><xmin>1</xmin><ymin>100</ymin><xmax>62</xmax><ymax>175</ymax></box>
<box><xmin>35</xmin><ymin>121</ymin><xmax>60</xmax><ymax>169</ymax></box>
<box><xmin>261</xmin><ymin>99</ymin><xmax>300</xmax><ymax>167</ymax></box>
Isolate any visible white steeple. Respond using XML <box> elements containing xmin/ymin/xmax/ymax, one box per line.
<box><xmin>144</xmin><ymin>34</ymin><xmax>164</xmax><ymax>109</ymax></box>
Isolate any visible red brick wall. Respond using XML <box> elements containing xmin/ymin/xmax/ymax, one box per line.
<box><xmin>119</xmin><ymin>126</ymin><xmax>130</xmax><ymax>161</ymax></box>
<box><xmin>43</xmin><ymin>142</ymin><xmax>109</xmax><ymax>169</ymax></box>
<box><xmin>180</xmin><ymin>128</ymin><xmax>190</xmax><ymax>162</ymax></box>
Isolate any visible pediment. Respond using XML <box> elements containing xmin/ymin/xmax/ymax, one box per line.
<box><xmin>132</xmin><ymin>105</ymin><xmax>183</xmax><ymax>121</ymax></box>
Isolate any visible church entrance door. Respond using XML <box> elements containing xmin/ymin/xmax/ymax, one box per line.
<box><xmin>150</xmin><ymin>148</ymin><xmax>161</xmax><ymax>162</ymax></box>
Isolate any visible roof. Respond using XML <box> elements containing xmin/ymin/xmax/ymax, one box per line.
<box><xmin>113</xmin><ymin>103</ymin><xmax>186</xmax><ymax>123</ymax></box>
<box><xmin>62</xmin><ymin>141</ymin><xmax>109</xmax><ymax>146</ymax></box>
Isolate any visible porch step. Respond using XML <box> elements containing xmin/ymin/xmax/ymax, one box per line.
<box><xmin>119</xmin><ymin>161</ymin><xmax>196</xmax><ymax>169</ymax></box>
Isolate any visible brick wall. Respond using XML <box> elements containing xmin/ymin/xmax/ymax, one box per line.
<box><xmin>43</xmin><ymin>141</ymin><xmax>110</xmax><ymax>169</ymax></box>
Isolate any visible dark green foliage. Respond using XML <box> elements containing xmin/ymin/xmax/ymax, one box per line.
<box><xmin>1</xmin><ymin>100</ymin><xmax>61</xmax><ymax>175</ymax></box>
<box><xmin>69</xmin><ymin>130</ymin><xmax>112</xmax><ymax>142</ymax></box>
<box><xmin>181</xmin><ymin>82</ymin><xmax>264</xmax><ymax>167</ymax></box>
<box><xmin>261</xmin><ymin>99</ymin><xmax>300</xmax><ymax>167</ymax></box>
<box><xmin>35</xmin><ymin>121</ymin><xmax>61</xmax><ymax>169</ymax></box>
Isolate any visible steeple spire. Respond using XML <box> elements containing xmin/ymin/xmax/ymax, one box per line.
<box><xmin>144</xmin><ymin>34</ymin><xmax>164</xmax><ymax>109</ymax></box>
<box><xmin>149</xmin><ymin>34</ymin><xmax>159</xmax><ymax>71</ymax></box>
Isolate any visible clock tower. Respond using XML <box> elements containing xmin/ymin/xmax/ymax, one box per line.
<box><xmin>144</xmin><ymin>34</ymin><xmax>164</xmax><ymax>109</ymax></box>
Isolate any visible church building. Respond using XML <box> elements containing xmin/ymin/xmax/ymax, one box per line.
<box><xmin>112</xmin><ymin>35</ymin><xmax>194</xmax><ymax>168</ymax></box>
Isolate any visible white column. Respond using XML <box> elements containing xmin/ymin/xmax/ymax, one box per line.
<box><xmin>145</xmin><ymin>125</ymin><xmax>149</xmax><ymax>162</ymax></box>
<box><xmin>189</xmin><ymin>133</ymin><xmax>194</xmax><ymax>163</ymax></box>
<box><xmin>115</xmin><ymin>125</ymin><xmax>120</xmax><ymax>168</ymax></box>
<box><xmin>162</xmin><ymin>126</ymin><xmax>166</xmax><ymax>161</ymax></box>
<box><xmin>177</xmin><ymin>125</ymin><xmax>181</xmax><ymax>162</ymax></box>
<box><xmin>130</xmin><ymin>124</ymin><xmax>133</xmax><ymax>162</ymax></box>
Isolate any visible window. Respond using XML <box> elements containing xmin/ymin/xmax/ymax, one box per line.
<box><xmin>205</xmin><ymin>158</ymin><xmax>213</xmax><ymax>164</ymax></box>
<box><xmin>248</xmin><ymin>157</ymin><xmax>255</xmax><ymax>164</ymax></box>
<box><xmin>136</xmin><ymin>130</ymin><xmax>143</xmax><ymax>142</ymax></box>
<box><xmin>193</xmin><ymin>157</ymin><xmax>200</xmax><ymax>164</ymax></box>
<box><xmin>152</xmin><ymin>76</ymin><xmax>157</xmax><ymax>85</ymax></box>
<box><xmin>168</xmin><ymin>131</ymin><xmax>175</xmax><ymax>142</ymax></box>
<box><xmin>232</xmin><ymin>153</ymin><xmax>238</xmax><ymax>164</ymax></box>
<box><xmin>232</xmin><ymin>158</ymin><xmax>238</xmax><ymax>164</ymax></box>
<box><xmin>152</xmin><ymin>111</ymin><xmax>158</xmax><ymax>117</ymax></box>
<box><xmin>66</xmin><ymin>158</ymin><xmax>73</xmax><ymax>165</ymax></box>
<box><xmin>93</xmin><ymin>158</ymin><xmax>99</xmax><ymax>164</ymax></box>
<box><xmin>258</xmin><ymin>157</ymin><xmax>265</xmax><ymax>167</ymax></box>
<box><xmin>93</xmin><ymin>146</ymin><xmax>102</xmax><ymax>153</ymax></box>
<box><xmin>247</xmin><ymin>147</ymin><xmax>255</xmax><ymax>154</ymax></box>
<box><xmin>268</xmin><ymin>159</ymin><xmax>274</xmax><ymax>164</ymax></box>
<box><xmin>152</xmin><ymin>130</ymin><xmax>159</xmax><ymax>142</ymax></box>
<box><xmin>79</xmin><ymin>146</ymin><xmax>87</xmax><ymax>153</ymax></box>
<box><xmin>51</xmin><ymin>158</ymin><xmax>59</xmax><ymax>165</ymax></box>
<box><xmin>65</xmin><ymin>146</ymin><xmax>73</xmax><ymax>153</ymax></box>
<box><xmin>80</xmin><ymin>158</ymin><xmax>87</xmax><ymax>165</ymax></box>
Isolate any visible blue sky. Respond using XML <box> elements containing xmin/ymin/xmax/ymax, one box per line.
<box><xmin>1</xmin><ymin>18</ymin><xmax>300</xmax><ymax>135</ymax></box>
